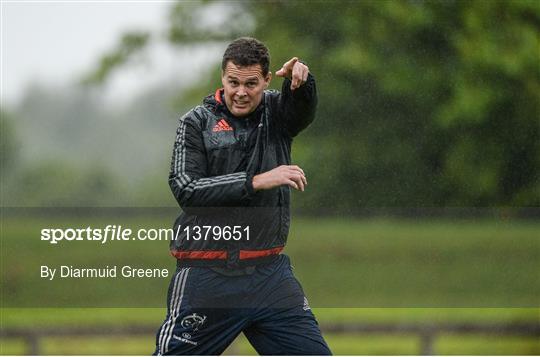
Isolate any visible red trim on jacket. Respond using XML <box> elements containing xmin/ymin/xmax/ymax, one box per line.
<box><xmin>214</xmin><ymin>88</ymin><xmax>224</xmax><ymax>104</ymax></box>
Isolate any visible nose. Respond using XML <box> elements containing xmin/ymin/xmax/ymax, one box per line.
<box><xmin>236</xmin><ymin>85</ymin><xmax>247</xmax><ymax>97</ymax></box>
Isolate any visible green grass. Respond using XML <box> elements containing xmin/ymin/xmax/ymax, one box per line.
<box><xmin>2</xmin><ymin>329</ymin><xmax>539</xmax><ymax>355</ymax></box>
<box><xmin>3</xmin><ymin>308</ymin><xmax>538</xmax><ymax>328</ymax></box>
<box><xmin>2</xmin><ymin>308</ymin><xmax>539</xmax><ymax>355</ymax></box>
<box><xmin>2</xmin><ymin>215</ymin><xmax>538</xmax><ymax>307</ymax></box>
<box><xmin>0</xmin><ymin>336</ymin><xmax>155</xmax><ymax>355</ymax></box>
<box><xmin>435</xmin><ymin>334</ymin><xmax>540</xmax><ymax>355</ymax></box>
<box><xmin>1</xmin><ymin>215</ymin><xmax>539</xmax><ymax>354</ymax></box>
<box><xmin>290</xmin><ymin>218</ymin><xmax>540</xmax><ymax>307</ymax></box>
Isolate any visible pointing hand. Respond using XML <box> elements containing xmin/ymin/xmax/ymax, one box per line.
<box><xmin>275</xmin><ymin>57</ymin><xmax>310</xmax><ymax>91</ymax></box>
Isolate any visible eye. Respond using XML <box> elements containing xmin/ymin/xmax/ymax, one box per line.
<box><xmin>246</xmin><ymin>82</ymin><xmax>257</xmax><ymax>88</ymax></box>
<box><xmin>229</xmin><ymin>80</ymin><xmax>239</xmax><ymax>87</ymax></box>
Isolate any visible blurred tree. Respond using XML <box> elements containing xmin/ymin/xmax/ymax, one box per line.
<box><xmin>3</xmin><ymin>160</ymin><xmax>126</xmax><ymax>206</ymax></box>
<box><xmin>81</xmin><ymin>32</ymin><xmax>150</xmax><ymax>86</ymax></box>
<box><xmin>1</xmin><ymin>109</ymin><xmax>20</xmax><ymax>206</ymax></box>
<box><xmin>3</xmin><ymin>82</ymin><xmax>181</xmax><ymax>207</ymax></box>
<box><xmin>86</xmin><ymin>0</ymin><xmax>540</xmax><ymax>212</ymax></box>
<box><xmin>0</xmin><ymin>109</ymin><xmax>19</xmax><ymax>173</ymax></box>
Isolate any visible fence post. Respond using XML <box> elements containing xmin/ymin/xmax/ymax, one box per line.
<box><xmin>27</xmin><ymin>333</ymin><xmax>40</xmax><ymax>355</ymax></box>
<box><xmin>419</xmin><ymin>330</ymin><xmax>434</xmax><ymax>355</ymax></box>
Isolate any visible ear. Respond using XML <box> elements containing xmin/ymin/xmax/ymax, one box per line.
<box><xmin>264</xmin><ymin>72</ymin><xmax>272</xmax><ymax>88</ymax></box>
<box><xmin>221</xmin><ymin>72</ymin><xmax>227</xmax><ymax>87</ymax></box>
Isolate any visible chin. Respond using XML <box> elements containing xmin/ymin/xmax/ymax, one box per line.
<box><xmin>234</xmin><ymin>108</ymin><xmax>252</xmax><ymax>117</ymax></box>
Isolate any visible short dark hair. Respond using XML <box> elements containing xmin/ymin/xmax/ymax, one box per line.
<box><xmin>222</xmin><ymin>37</ymin><xmax>270</xmax><ymax>76</ymax></box>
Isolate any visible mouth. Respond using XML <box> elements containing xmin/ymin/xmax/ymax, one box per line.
<box><xmin>234</xmin><ymin>100</ymin><xmax>249</xmax><ymax>108</ymax></box>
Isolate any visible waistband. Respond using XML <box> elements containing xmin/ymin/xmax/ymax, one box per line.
<box><xmin>171</xmin><ymin>246</ymin><xmax>284</xmax><ymax>268</ymax></box>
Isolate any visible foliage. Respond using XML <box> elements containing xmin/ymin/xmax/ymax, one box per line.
<box><xmin>1</xmin><ymin>83</ymin><xmax>180</xmax><ymax>207</ymax></box>
<box><xmin>129</xmin><ymin>0</ymin><xmax>539</xmax><ymax>210</ymax></box>
<box><xmin>240</xmin><ymin>0</ymin><xmax>540</xmax><ymax>209</ymax></box>
<box><xmin>2</xmin><ymin>160</ymin><xmax>125</xmax><ymax>206</ymax></box>
<box><xmin>0</xmin><ymin>109</ymin><xmax>19</xmax><ymax>174</ymax></box>
<box><xmin>19</xmin><ymin>0</ymin><xmax>540</xmax><ymax>211</ymax></box>
<box><xmin>82</xmin><ymin>32</ymin><xmax>151</xmax><ymax>85</ymax></box>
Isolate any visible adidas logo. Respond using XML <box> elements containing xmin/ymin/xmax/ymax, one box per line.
<box><xmin>212</xmin><ymin>119</ymin><xmax>233</xmax><ymax>132</ymax></box>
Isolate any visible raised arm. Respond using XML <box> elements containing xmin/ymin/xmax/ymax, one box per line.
<box><xmin>275</xmin><ymin>57</ymin><xmax>318</xmax><ymax>137</ymax></box>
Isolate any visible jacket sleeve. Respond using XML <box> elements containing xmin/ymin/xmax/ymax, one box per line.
<box><xmin>168</xmin><ymin>112</ymin><xmax>255</xmax><ymax>211</ymax></box>
<box><xmin>277</xmin><ymin>72</ymin><xmax>318</xmax><ymax>137</ymax></box>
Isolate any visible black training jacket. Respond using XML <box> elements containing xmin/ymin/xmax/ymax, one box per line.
<box><xmin>169</xmin><ymin>74</ymin><xmax>317</xmax><ymax>267</ymax></box>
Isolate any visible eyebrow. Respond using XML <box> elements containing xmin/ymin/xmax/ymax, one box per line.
<box><xmin>227</xmin><ymin>75</ymin><xmax>260</xmax><ymax>81</ymax></box>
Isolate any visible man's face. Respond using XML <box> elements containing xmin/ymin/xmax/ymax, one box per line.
<box><xmin>221</xmin><ymin>61</ymin><xmax>271</xmax><ymax>117</ymax></box>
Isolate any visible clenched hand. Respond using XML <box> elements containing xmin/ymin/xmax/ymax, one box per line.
<box><xmin>252</xmin><ymin>165</ymin><xmax>307</xmax><ymax>192</ymax></box>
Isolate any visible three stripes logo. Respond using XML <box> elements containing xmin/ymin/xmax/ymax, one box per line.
<box><xmin>303</xmin><ymin>296</ymin><xmax>311</xmax><ymax>311</ymax></box>
<box><xmin>212</xmin><ymin>118</ymin><xmax>233</xmax><ymax>132</ymax></box>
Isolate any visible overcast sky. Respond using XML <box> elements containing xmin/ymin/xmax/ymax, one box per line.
<box><xmin>1</xmin><ymin>1</ymin><xmax>222</xmax><ymax>107</ymax></box>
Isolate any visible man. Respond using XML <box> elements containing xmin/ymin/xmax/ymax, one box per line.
<box><xmin>154</xmin><ymin>37</ymin><xmax>331</xmax><ymax>355</ymax></box>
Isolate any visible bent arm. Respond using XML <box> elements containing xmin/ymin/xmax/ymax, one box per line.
<box><xmin>168</xmin><ymin>113</ymin><xmax>254</xmax><ymax>211</ymax></box>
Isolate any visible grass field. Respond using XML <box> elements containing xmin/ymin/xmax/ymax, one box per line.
<box><xmin>1</xmin><ymin>214</ymin><xmax>539</xmax><ymax>354</ymax></box>
<box><xmin>1</xmin><ymin>308</ymin><xmax>539</xmax><ymax>355</ymax></box>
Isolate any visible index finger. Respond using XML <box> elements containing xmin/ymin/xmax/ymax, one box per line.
<box><xmin>283</xmin><ymin>57</ymin><xmax>299</xmax><ymax>70</ymax></box>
